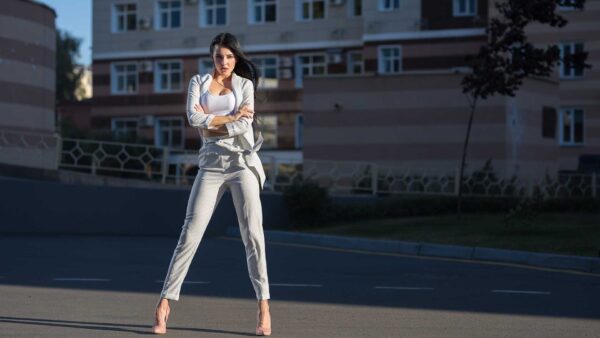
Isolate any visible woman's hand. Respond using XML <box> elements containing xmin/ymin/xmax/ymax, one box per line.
<box><xmin>232</xmin><ymin>105</ymin><xmax>254</xmax><ymax>121</ymax></box>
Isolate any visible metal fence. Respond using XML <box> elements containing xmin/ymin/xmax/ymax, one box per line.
<box><xmin>56</xmin><ymin>137</ymin><xmax>600</xmax><ymax>199</ymax></box>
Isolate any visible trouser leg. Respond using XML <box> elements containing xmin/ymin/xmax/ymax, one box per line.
<box><xmin>228</xmin><ymin>168</ymin><xmax>270</xmax><ymax>300</ymax></box>
<box><xmin>160</xmin><ymin>170</ymin><xmax>226</xmax><ymax>301</ymax></box>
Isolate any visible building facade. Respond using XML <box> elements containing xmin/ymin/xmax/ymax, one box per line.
<box><xmin>0</xmin><ymin>0</ymin><xmax>58</xmax><ymax>171</ymax></box>
<box><xmin>91</xmin><ymin>0</ymin><xmax>599</xmax><ymax>179</ymax></box>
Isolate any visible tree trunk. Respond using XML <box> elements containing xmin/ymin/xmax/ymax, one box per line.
<box><xmin>457</xmin><ymin>95</ymin><xmax>478</xmax><ymax>218</ymax></box>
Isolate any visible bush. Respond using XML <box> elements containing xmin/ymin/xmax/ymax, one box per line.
<box><xmin>282</xmin><ymin>181</ymin><xmax>331</xmax><ymax>228</ymax></box>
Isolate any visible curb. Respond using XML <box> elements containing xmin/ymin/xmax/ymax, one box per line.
<box><xmin>226</xmin><ymin>227</ymin><xmax>600</xmax><ymax>274</ymax></box>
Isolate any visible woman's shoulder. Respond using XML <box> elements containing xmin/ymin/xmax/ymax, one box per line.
<box><xmin>191</xmin><ymin>73</ymin><xmax>212</xmax><ymax>84</ymax></box>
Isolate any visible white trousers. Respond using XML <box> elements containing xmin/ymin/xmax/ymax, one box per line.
<box><xmin>160</xmin><ymin>160</ymin><xmax>270</xmax><ymax>300</ymax></box>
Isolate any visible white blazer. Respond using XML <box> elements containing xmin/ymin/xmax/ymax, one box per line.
<box><xmin>185</xmin><ymin>72</ymin><xmax>266</xmax><ymax>190</ymax></box>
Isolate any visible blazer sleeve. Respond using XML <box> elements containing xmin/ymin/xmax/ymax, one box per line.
<box><xmin>225</xmin><ymin>78</ymin><xmax>254</xmax><ymax>137</ymax></box>
<box><xmin>186</xmin><ymin>75</ymin><xmax>215</xmax><ymax>129</ymax></box>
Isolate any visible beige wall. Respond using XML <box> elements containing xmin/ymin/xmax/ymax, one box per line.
<box><xmin>0</xmin><ymin>0</ymin><xmax>58</xmax><ymax>170</ymax></box>
<box><xmin>302</xmin><ymin>72</ymin><xmax>561</xmax><ymax>180</ymax></box>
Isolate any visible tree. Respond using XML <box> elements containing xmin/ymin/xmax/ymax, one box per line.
<box><xmin>56</xmin><ymin>29</ymin><xmax>84</xmax><ymax>105</ymax></box>
<box><xmin>457</xmin><ymin>0</ymin><xmax>591</xmax><ymax>216</ymax></box>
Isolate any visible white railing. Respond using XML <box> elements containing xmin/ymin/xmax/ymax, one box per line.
<box><xmin>0</xmin><ymin>128</ymin><xmax>58</xmax><ymax>150</ymax></box>
<box><xmin>55</xmin><ymin>137</ymin><xmax>600</xmax><ymax>198</ymax></box>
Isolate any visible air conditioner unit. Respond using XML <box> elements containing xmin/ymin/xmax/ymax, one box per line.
<box><xmin>139</xmin><ymin>60</ymin><xmax>153</xmax><ymax>72</ymax></box>
<box><xmin>327</xmin><ymin>49</ymin><xmax>343</xmax><ymax>64</ymax></box>
<box><xmin>280</xmin><ymin>69</ymin><xmax>293</xmax><ymax>80</ymax></box>
<box><xmin>139</xmin><ymin>17</ymin><xmax>152</xmax><ymax>30</ymax></box>
<box><xmin>280</xmin><ymin>56</ymin><xmax>293</xmax><ymax>67</ymax></box>
<box><xmin>330</xmin><ymin>0</ymin><xmax>345</xmax><ymax>6</ymax></box>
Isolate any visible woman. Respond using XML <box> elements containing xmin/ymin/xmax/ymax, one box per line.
<box><xmin>152</xmin><ymin>32</ymin><xmax>271</xmax><ymax>336</ymax></box>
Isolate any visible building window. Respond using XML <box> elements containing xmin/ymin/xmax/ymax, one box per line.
<box><xmin>155</xmin><ymin>60</ymin><xmax>182</xmax><ymax>93</ymax></box>
<box><xmin>155</xmin><ymin>117</ymin><xmax>184</xmax><ymax>148</ymax></box>
<box><xmin>295</xmin><ymin>53</ymin><xmax>326</xmax><ymax>87</ymax></box>
<box><xmin>111</xmin><ymin>118</ymin><xmax>139</xmax><ymax>141</ymax></box>
<box><xmin>558</xmin><ymin>0</ymin><xmax>578</xmax><ymax>11</ymax></box>
<box><xmin>453</xmin><ymin>0</ymin><xmax>476</xmax><ymax>16</ymax></box>
<box><xmin>200</xmin><ymin>0</ymin><xmax>227</xmax><ymax>27</ymax></box>
<box><xmin>251</xmin><ymin>56</ymin><xmax>279</xmax><ymax>88</ymax></box>
<box><xmin>379</xmin><ymin>0</ymin><xmax>400</xmax><ymax>11</ymax></box>
<box><xmin>113</xmin><ymin>3</ymin><xmax>137</xmax><ymax>32</ymax></box>
<box><xmin>347</xmin><ymin>51</ymin><xmax>364</xmax><ymax>74</ymax></box>
<box><xmin>249</xmin><ymin>0</ymin><xmax>276</xmax><ymax>24</ymax></box>
<box><xmin>111</xmin><ymin>62</ymin><xmax>138</xmax><ymax>94</ymax></box>
<box><xmin>156</xmin><ymin>0</ymin><xmax>182</xmax><ymax>30</ymax></box>
<box><xmin>542</xmin><ymin>106</ymin><xmax>557</xmax><ymax>139</ymax></box>
<box><xmin>198</xmin><ymin>58</ymin><xmax>213</xmax><ymax>75</ymax></box>
<box><xmin>261</xmin><ymin>115</ymin><xmax>278</xmax><ymax>149</ymax></box>
<box><xmin>559</xmin><ymin>108</ymin><xmax>584</xmax><ymax>146</ymax></box>
<box><xmin>349</xmin><ymin>0</ymin><xmax>362</xmax><ymax>17</ymax></box>
<box><xmin>295</xmin><ymin>114</ymin><xmax>303</xmax><ymax>149</ymax></box>
<box><xmin>296</xmin><ymin>0</ymin><xmax>325</xmax><ymax>21</ymax></box>
<box><xmin>378</xmin><ymin>46</ymin><xmax>401</xmax><ymax>74</ymax></box>
<box><xmin>560</xmin><ymin>42</ymin><xmax>585</xmax><ymax>79</ymax></box>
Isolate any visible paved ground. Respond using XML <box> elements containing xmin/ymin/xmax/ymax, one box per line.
<box><xmin>1</xmin><ymin>235</ymin><xmax>599</xmax><ymax>337</ymax></box>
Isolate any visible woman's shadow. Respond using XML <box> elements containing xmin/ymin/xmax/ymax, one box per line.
<box><xmin>0</xmin><ymin>316</ymin><xmax>256</xmax><ymax>336</ymax></box>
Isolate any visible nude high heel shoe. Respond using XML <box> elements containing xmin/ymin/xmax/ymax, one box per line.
<box><xmin>152</xmin><ymin>304</ymin><xmax>170</xmax><ymax>334</ymax></box>
<box><xmin>256</xmin><ymin>306</ymin><xmax>271</xmax><ymax>336</ymax></box>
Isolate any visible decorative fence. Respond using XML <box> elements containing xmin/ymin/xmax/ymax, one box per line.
<box><xmin>57</xmin><ymin>137</ymin><xmax>600</xmax><ymax>199</ymax></box>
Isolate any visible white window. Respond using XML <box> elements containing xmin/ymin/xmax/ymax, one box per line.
<box><xmin>200</xmin><ymin>0</ymin><xmax>227</xmax><ymax>27</ymax></box>
<box><xmin>155</xmin><ymin>117</ymin><xmax>185</xmax><ymax>148</ymax></box>
<box><xmin>112</xmin><ymin>3</ymin><xmax>137</xmax><ymax>32</ymax></box>
<box><xmin>111</xmin><ymin>62</ymin><xmax>138</xmax><ymax>94</ymax></box>
<box><xmin>379</xmin><ymin>0</ymin><xmax>400</xmax><ymax>11</ymax></box>
<box><xmin>453</xmin><ymin>0</ymin><xmax>476</xmax><ymax>16</ymax></box>
<box><xmin>378</xmin><ymin>46</ymin><xmax>401</xmax><ymax>74</ymax></box>
<box><xmin>251</xmin><ymin>56</ymin><xmax>279</xmax><ymax>88</ymax></box>
<box><xmin>560</xmin><ymin>42</ymin><xmax>585</xmax><ymax>79</ymax></box>
<box><xmin>249</xmin><ymin>0</ymin><xmax>277</xmax><ymax>24</ymax></box>
<box><xmin>261</xmin><ymin>115</ymin><xmax>278</xmax><ymax>149</ymax></box>
<box><xmin>156</xmin><ymin>0</ymin><xmax>182</xmax><ymax>30</ymax></box>
<box><xmin>296</xmin><ymin>0</ymin><xmax>325</xmax><ymax>21</ymax></box>
<box><xmin>295</xmin><ymin>53</ymin><xmax>327</xmax><ymax>88</ymax></box>
<box><xmin>559</xmin><ymin>108</ymin><xmax>584</xmax><ymax>146</ymax></box>
<box><xmin>155</xmin><ymin>60</ymin><xmax>183</xmax><ymax>93</ymax></box>
<box><xmin>347</xmin><ymin>51</ymin><xmax>364</xmax><ymax>74</ymax></box>
<box><xmin>349</xmin><ymin>0</ymin><xmax>362</xmax><ymax>17</ymax></box>
<box><xmin>111</xmin><ymin>118</ymin><xmax>139</xmax><ymax>140</ymax></box>
<box><xmin>558</xmin><ymin>0</ymin><xmax>577</xmax><ymax>11</ymax></box>
<box><xmin>198</xmin><ymin>58</ymin><xmax>213</xmax><ymax>75</ymax></box>
<box><xmin>295</xmin><ymin>114</ymin><xmax>303</xmax><ymax>149</ymax></box>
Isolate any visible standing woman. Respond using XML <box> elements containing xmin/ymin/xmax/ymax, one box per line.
<box><xmin>152</xmin><ymin>32</ymin><xmax>271</xmax><ymax>336</ymax></box>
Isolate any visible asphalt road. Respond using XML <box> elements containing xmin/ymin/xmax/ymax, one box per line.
<box><xmin>0</xmin><ymin>235</ymin><xmax>599</xmax><ymax>337</ymax></box>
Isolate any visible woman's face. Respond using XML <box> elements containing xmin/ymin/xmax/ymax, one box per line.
<box><xmin>212</xmin><ymin>45</ymin><xmax>236</xmax><ymax>77</ymax></box>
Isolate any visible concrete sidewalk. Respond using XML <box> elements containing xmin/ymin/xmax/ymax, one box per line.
<box><xmin>227</xmin><ymin>227</ymin><xmax>600</xmax><ymax>274</ymax></box>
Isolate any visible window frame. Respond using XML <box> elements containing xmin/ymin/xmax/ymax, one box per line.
<box><xmin>154</xmin><ymin>59</ymin><xmax>184</xmax><ymax>93</ymax></box>
<box><xmin>251</xmin><ymin>55</ymin><xmax>280</xmax><ymax>89</ymax></box>
<box><xmin>347</xmin><ymin>51</ymin><xmax>364</xmax><ymax>75</ymax></box>
<box><xmin>348</xmin><ymin>0</ymin><xmax>362</xmax><ymax>17</ymax></box>
<box><xmin>155</xmin><ymin>0</ymin><xmax>183</xmax><ymax>30</ymax></box>
<box><xmin>559</xmin><ymin>42</ymin><xmax>585</xmax><ymax>79</ymax></box>
<box><xmin>295</xmin><ymin>0</ymin><xmax>327</xmax><ymax>21</ymax></box>
<box><xmin>452</xmin><ymin>0</ymin><xmax>477</xmax><ymax>17</ymax></box>
<box><xmin>112</xmin><ymin>2</ymin><xmax>138</xmax><ymax>33</ymax></box>
<box><xmin>558</xmin><ymin>107</ymin><xmax>584</xmax><ymax>146</ymax></box>
<box><xmin>199</xmin><ymin>0</ymin><xmax>228</xmax><ymax>27</ymax></box>
<box><xmin>378</xmin><ymin>45</ymin><xmax>402</xmax><ymax>75</ymax></box>
<box><xmin>111</xmin><ymin>117</ymin><xmax>139</xmax><ymax>140</ymax></box>
<box><xmin>248</xmin><ymin>0</ymin><xmax>278</xmax><ymax>24</ymax></box>
<box><xmin>154</xmin><ymin>116</ymin><xmax>185</xmax><ymax>149</ymax></box>
<box><xmin>378</xmin><ymin>0</ymin><xmax>400</xmax><ymax>12</ymax></box>
<box><xmin>111</xmin><ymin>62</ymin><xmax>139</xmax><ymax>95</ymax></box>
<box><xmin>294</xmin><ymin>52</ymin><xmax>328</xmax><ymax>88</ymax></box>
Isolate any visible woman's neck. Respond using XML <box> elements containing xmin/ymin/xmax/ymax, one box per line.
<box><xmin>213</xmin><ymin>71</ymin><xmax>232</xmax><ymax>83</ymax></box>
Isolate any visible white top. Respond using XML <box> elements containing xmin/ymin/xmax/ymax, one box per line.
<box><xmin>200</xmin><ymin>91</ymin><xmax>235</xmax><ymax>117</ymax></box>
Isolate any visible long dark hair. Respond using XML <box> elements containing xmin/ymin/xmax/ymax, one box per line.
<box><xmin>209</xmin><ymin>32</ymin><xmax>262</xmax><ymax>137</ymax></box>
<box><xmin>209</xmin><ymin>32</ymin><xmax>260</xmax><ymax>97</ymax></box>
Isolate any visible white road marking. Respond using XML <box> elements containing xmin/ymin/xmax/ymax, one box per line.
<box><xmin>270</xmin><ymin>283</ymin><xmax>323</xmax><ymax>288</ymax></box>
<box><xmin>375</xmin><ymin>286</ymin><xmax>434</xmax><ymax>290</ymax></box>
<box><xmin>492</xmin><ymin>289</ymin><xmax>551</xmax><ymax>295</ymax></box>
<box><xmin>155</xmin><ymin>280</ymin><xmax>210</xmax><ymax>285</ymax></box>
<box><xmin>53</xmin><ymin>278</ymin><xmax>111</xmax><ymax>282</ymax></box>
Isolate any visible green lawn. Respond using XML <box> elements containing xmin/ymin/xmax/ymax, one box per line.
<box><xmin>302</xmin><ymin>213</ymin><xmax>600</xmax><ymax>257</ymax></box>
